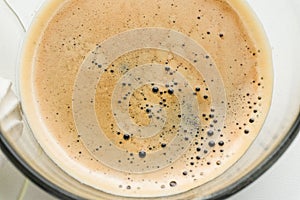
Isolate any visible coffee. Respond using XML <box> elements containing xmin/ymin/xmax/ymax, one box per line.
<box><xmin>20</xmin><ymin>0</ymin><xmax>272</xmax><ymax>197</ymax></box>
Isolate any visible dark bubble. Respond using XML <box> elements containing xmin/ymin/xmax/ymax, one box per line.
<box><xmin>161</xmin><ymin>143</ymin><xmax>167</xmax><ymax>148</ymax></box>
<box><xmin>139</xmin><ymin>151</ymin><xmax>147</xmax><ymax>158</ymax></box>
<box><xmin>169</xmin><ymin>181</ymin><xmax>177</xmax><ymax>187</ymax></box>
<box><xmin>244</xmin><ymin>129</ymin><xmax>250</xmax><ymax>134</ymax></box>
<box><xmin>218</xmin><ymin>141</ymin><xmax>225</xmax><ymax>146</ymax></box>
<box><xmin>123</xmin><ymin>134</ymin><xmax>130</xmax><ymax>140</ymax></box>
<box><xmin>195</xmin><ymin>87</ymin><xmax>201</xmax><ymax>92</ymax></box>
<box><xmin>249</xmin><ymin>118</ymin><xmax>255</xmax><ymax>123</ymax></box>
<box><xmin>208</xmin><ymin>141</ymin><xmax>215</xmax><ymax>147</ymax></box>
<box><xmin>182</xmin><ymin>171</ymin><xmax>188</xmax><ymax>176</ymax></box>
<box><xmin>207</xmin><ymin>130</ymin><xmax>214</xmax><ymax>136</ymax></box>
<box><xmin>152</xmin><ymin>87</ymin><xmax>159</xmax><ymax>93</ymax></box>
<box><xmin>168</xmin><ymin>88</ymin><xmax>174</xmax><ymax>95</ymax></box>
<box><xmin>165</xmin><ymin>66</ymin><xmax>171</xmax><ymax>71</ymax></box>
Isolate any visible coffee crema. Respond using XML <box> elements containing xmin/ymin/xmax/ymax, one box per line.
<box><xmin>20</xmin><ymin>0</ymin><xmax>272</xmax><ymax>198</ymax></box>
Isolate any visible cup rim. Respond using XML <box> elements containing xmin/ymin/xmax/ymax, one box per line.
<box><xmin>0</xmin><ymin>111</ymin><xmax>299</xmax><ymax>200</ymax></box>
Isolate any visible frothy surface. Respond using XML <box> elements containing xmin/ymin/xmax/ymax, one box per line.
<box><xmin>20</xmin><ymin>0</ymin><xmax>272</xmax><ymax>197</ymax></box>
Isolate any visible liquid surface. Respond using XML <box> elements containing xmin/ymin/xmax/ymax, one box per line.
<box><xmin>21</xmin><ymin>0</ymin><xmax>272</xmax><ymax>197</ymax></box>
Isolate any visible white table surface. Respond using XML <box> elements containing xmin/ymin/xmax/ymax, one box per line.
<box><xmin>1</xmin><ymin>131</ymin><xmax>299</xmax><ymax>200</ymax></box>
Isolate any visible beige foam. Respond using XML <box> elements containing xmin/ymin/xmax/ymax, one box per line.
<box><xmin>20</xmin><ymin>0</ymin><xmax>272</xmax><ymax>197</ymax></box>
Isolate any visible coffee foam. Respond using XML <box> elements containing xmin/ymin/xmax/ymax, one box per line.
<box><xmin>20</xmin><ymin>0</ymin><xmax>272</xmax><ymax>197</ymax></box>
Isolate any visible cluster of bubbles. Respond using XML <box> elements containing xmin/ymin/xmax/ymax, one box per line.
<box><xmin>71</xmin><ymin>27</ymin><xmax>264</xmax><ymax>192</ymax></box>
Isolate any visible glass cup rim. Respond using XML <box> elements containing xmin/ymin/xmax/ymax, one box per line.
<box><xmin>0</xmin><ymin>111</ymin><xmax>299</xmax><ymax>200</ymax></box>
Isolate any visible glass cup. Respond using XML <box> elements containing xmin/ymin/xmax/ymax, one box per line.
<box><xmin>0</xmin><ymin>0</ymin><xmax>299</xmax><ymax>199</ymax></box>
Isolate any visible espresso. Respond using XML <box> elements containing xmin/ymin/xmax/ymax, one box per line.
<box><xmin>20</xmin><ymin>0</ymin><xmax>272</xmax><ymax>197</ymax></box>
